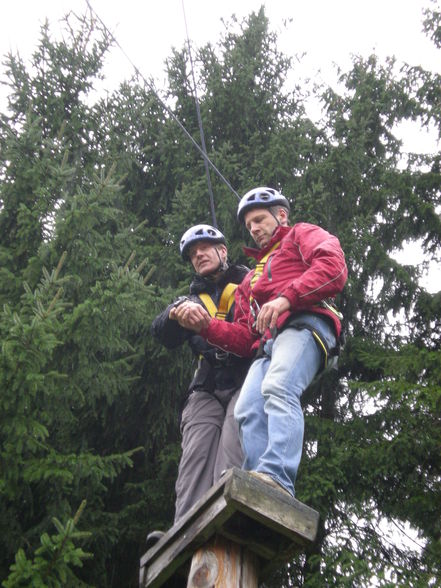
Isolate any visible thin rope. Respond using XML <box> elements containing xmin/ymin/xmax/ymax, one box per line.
<box><xmin>181</xmin><ymin>0</ymin><xmax>217</xmax><ymax>227</ymax></box>
<box><xmin>85</xmin><ymin>0</ymin><xmax>240</xmax><ymax>201</ymax></box>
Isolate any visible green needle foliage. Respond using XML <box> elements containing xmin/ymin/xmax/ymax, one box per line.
<box><xmin>3</xmin><ymin>501</ymin><xmax>92</xmax><ymax>588</ymax></box>
<box><xmin>0</xmin><ymin>4</ymin><xmax>440</xmax><ymax>587</ymax></box>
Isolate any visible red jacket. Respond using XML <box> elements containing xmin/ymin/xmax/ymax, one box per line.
<box><xmin>200</xmin><ymin>223</ymin><xmax>348</xmax><ymax>357</ymax></box>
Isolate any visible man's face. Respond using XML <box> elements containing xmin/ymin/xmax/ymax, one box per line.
<box><xmin>188</xmin><ymin>241</ymin><xmax>227</xmax><ymax>275</ymax></box>
<box><xmin>244</xmin><ymin>208</ymin><xmax>280</xmax><ymax>249</ymax></box>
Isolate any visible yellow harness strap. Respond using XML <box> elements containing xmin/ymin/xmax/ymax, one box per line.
<box><xmin>312</xmin><ymin>330</ymin><xmax>328</xmax><ymax>368</ymax></box>
<box><xmin>198</xmin><ymin>282</ymin><xmax>238</xmax><ymax>321</ymax></box>
<box><xmin>250</xmin><ymin>241</ymin><xmax>281</xmax><ymax>290</ymax></box>
<box><xmin>249</xmin><ymin>242</ymin><xmax>281</xmax><ymax>319</ymax></box>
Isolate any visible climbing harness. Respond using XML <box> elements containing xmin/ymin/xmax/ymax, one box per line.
<box><xmin>198</xmin><ymin>283</ymin><xmax>238</xmax><ymax>321</ymax></box>
<box><xmin>318</xmin><ymin>298</ymin><xmax>344</xmax><ymax>320</ymax></box>
<box><xmin>247</xmin><ymin>240</ymin><xmax>344</xmax><ymax>370</ymax></box>
<box><xmin>249</xmin><ymin>241</ymin><xmax>281</xmax><ymax>327</ymax></box>
<box><xmin>198</xmin><ymin>283</ymin><xmax>238</xmax><ymax>364</ymax></box>
<box><xmin>249</xmin><ymin>242</ymin><xmax>281</xmax><ymax>289</ymax></box>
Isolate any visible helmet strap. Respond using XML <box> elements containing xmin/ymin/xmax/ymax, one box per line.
<box><xmin>215</xmin><ymin>248</ymin><xmax>229</xmax><ymax>273</ymax></box>
<box><xmin>267</xmin><ymin>205</ymin><xmax>282</xmax><ymax>227</ymax></box>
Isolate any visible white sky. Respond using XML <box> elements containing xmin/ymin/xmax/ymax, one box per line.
<box><xmin>1</xmin><ymin>1</ymin><xmax>440</xmax><ymax>151</ymax></box>
<box><xmin>1</xmin><ymin>0</ymin><xmax>439</xmax><ymax>103</ymax></box>
<box><xmin>0</xmin><ymin>0</ymin><xmax>440</xmax><ymax>290</ymax></box>
<box><xmin>1</xmin><ymin>1</ymin><xmax>439</xmax><ymax>130</ymax></box>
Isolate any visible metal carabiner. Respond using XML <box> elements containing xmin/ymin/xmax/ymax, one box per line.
<box><xmin>250</xmin><ymin>298</ymin><xmax>261</xmax><ymax>329</ymax></box>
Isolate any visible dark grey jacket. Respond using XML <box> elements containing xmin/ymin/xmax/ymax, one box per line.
<box><xmin>151</xmin><ymin>264</ymin><xmax>250</xmax><ymax>393</ymax></box>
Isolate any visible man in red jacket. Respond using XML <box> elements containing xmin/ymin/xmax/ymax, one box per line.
<box><xmin>174</xmin><ymin>187</ymin><xmax>347</xmax><ymax>497</ymax></box>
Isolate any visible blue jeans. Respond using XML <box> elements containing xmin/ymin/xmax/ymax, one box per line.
<box><xmin>234</xmin><ymin>313</ymin><xmax>337</xmax><ymax>496</ymax></box>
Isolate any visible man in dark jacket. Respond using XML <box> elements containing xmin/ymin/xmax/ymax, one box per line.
<box><xmin>149</xmin><ymin>224</ymin><xmax>249</xmax><ymax>544</ymax></box>
<box><xmin>173</xmin><ymin>188</ymin><xmax>347</xmax><ymax>499</ymax></box>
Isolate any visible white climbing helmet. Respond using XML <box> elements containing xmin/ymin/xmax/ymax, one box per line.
<box><xmin>179</xmin><ymin>224</ymin><xmax>226</xmax><ymax>260</ymax></box>
<box><xmin>237</xmin><ymin>187</ymin><xmax>290</xmax><ymax>224</ymax></box>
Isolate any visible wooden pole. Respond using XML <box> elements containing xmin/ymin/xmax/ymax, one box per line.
<box><xmin>186</xmin><ymin>534</ymin><xmax>258</xmax><ymax>588</ymax></box>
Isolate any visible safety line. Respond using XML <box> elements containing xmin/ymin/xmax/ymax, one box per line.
<box><xmin>85</xmin><ymin>0</ymin><xmax>241</xmax><ymax>201</ymax></box>
<box><xmin>181</xmin><ymin>0</ymin><xmax>218</xmax><ymax>227</ymax></box>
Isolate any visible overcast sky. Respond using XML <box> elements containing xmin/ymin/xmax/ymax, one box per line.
<box><xmin>1</xmin><ymin>0</ymin><xmax>440</xmax><ymax>290</ymax></box>
<box><xmin>1</xmin><ymin>1</ymin><xmax>440</xmax><ymax>149</ymax></box>
<box><xmin>1</xmin><ymin>2</ymin><xmax>439</xmax><ymax>124</ymax></box>
<box><xmin>1</xmin><ymin>1</ymin><xmax>438</xmax><ymax>98</ymax></box>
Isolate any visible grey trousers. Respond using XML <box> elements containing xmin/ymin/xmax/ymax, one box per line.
<box><xmin>174</xmin><ymin>387</ymin><xmax>243</xmax><ymax>522</ymax></box>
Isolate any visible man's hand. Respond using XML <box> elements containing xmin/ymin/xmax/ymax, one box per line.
<box><xmin>256</xmin><ymin>296</ymin><xmax>291</xmax><ymax>334</ymax></box>
<box><xmin>169</xmin><ymin>301</ymin><xmax>211</xmax><ymax>332</ymax></box>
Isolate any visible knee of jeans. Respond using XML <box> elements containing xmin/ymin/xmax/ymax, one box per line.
<box><xmin>234</xmin><ymin>399</ymin><xmax>247</xmax><ymax>423</ymax></box>
<box><xmin>233</xmin><ymin>396</ymin><xmax>244</xmax><ymax>422</ymax></box>
<box><xmin>261</xmin><ymin>374</ymin><xmax>303</xmax><ymax>404</ymax></box>
<box><xmin>234</xmin><ymin>395</ymin><xmax>260</xmax><ymax>424</ymax></box>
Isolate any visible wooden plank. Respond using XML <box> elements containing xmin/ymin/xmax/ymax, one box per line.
<box><xmin>224</xmin><ymin>469</ymin><xmax>319</xmax><ymax>543</ymax></box>
<box><xmin>142</xmin><ymin>495</ymin><xmax>234</xmax><ymax>587</ymax></box>
<box><xmin>139</xmin><ymin>468</ymin><xmax>319</xmax><ymax>588</ymax></box>
<box><xmin>140</xmin><ymin>471</ymin><xmax>232</xmax><ymax>571</ymax></box>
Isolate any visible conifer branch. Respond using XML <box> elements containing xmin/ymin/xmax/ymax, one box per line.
<box><xmin>143</xmin><ymin>265</ymin><xmax>156</xmax><ymax>284</ymax></box>
<box><xmin>124</xmin><ymin>251</ymin><xmax>136</xmax><ymax>270</ymax></box>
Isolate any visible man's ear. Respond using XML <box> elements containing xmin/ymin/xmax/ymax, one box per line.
<box><xmin>279</xmin><ymin>207</ymin><xmax>289</xmax><ymax>226</ymax></box>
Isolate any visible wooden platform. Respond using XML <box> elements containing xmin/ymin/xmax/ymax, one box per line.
<box><xmin>139</xmin><ymin>468</ymin><xmax>319</xmax><ymax>587</ymax></box>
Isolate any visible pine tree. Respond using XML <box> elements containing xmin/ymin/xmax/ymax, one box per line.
<box><xmin>0</xmin><ymin>12</ymin><xmax>176</xmax><ymax>586</ymax></box>
<box><xmin>1</xmin><ymin>5</ymin><xmax>440</xmax><ymax>587</ymax></box>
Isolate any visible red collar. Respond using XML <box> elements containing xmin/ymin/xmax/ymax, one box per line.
<box><xmin>243</xmin><ymin>225</ymin><xmax>291</xmax><ymax>260</ymax></box>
